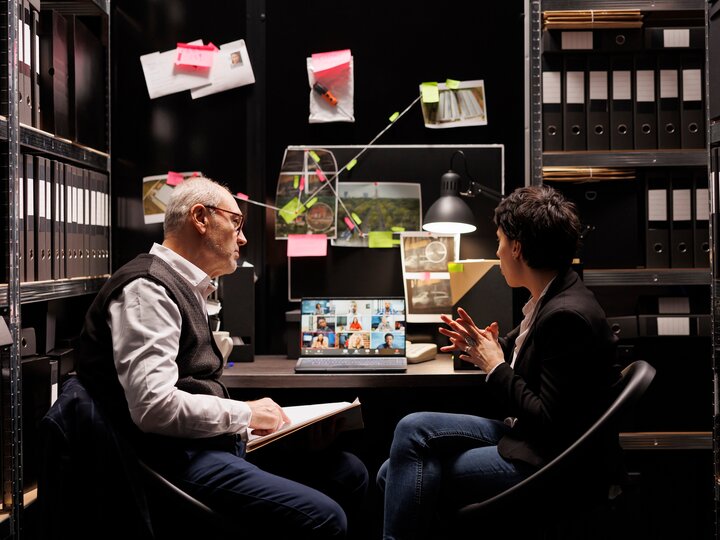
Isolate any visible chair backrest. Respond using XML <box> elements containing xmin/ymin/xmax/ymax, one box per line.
<box><xmin>456</xmin><ymin>360</ymin><xmax>656</xmax><ymax>522</ymax></box>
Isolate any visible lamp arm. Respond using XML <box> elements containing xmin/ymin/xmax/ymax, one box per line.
<box><xmin>460</xmin><ymin>181</ymin><xmax>503</xmax><ymax>202</ymax></box>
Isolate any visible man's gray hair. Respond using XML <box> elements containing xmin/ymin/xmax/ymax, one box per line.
<box><xmin>163</xmin><ymin>177</ymin><xmax>231</xmax><ymax>236</ymax></box>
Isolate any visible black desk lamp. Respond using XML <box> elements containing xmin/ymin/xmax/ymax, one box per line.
<box><xmin>422</xmin><ymin>151</ymin><xmax>503</xmax><ymax>234</ymax></box>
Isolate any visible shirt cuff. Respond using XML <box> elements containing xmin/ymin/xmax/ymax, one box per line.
<box><xmin>484</xmin><ymin>362</ymin><xmax>504</xmax><ymax>382</ymax></box>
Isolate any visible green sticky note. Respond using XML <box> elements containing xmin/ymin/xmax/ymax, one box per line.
<box><xmin>445</xmin><ymin>79</ymin><xmax>461</xmax><ymax>90</ymax></box>
<box><xmin>392</xmin><ymin>239</ymin><xmax>401</xmax><ymax>245</ymax></box>
<box><xmin>293</xmin><ymin>175</ymin><xmax>299</xmax><ymax>189</ymax></box>
<box><xmin>389</xmin><ymin>112</ymin><xmax>400</xmax><ymax>122</ymax></box>
<box><xmin>279</xmin><ymin>197</ymin><xmax>306</xmax><ymax>224</ymax></box>
<box><xmin>448</xmin><ymin>262</ymin><xmax>464</xmax><ymax>273</ymax></box>
<box><xmin>390</xmin><ymin>226</ymin><xmax>405</xmax><ymax>233</ymax></box>
<box><xmin>420</xmin><ymin>82</ymin><xmax>439</xmax><ymax>104</ymax></box>
<box><xmin>351</xmin><ymin>212</ymin><xmax>362</xmax><ymax>224</ymax></box>
<box><xmin>368</xmin><ymin>231</ymin><xmax>394</xmax><ymax>248</ymax></box>
<box><xmin>305</xmin><ymin>197</ymin><xmax>318</xmax><ymax>208</ymax></box>
<box><xmin>346</xmin><ymin>158</ymin><xmax>358</xmax><ymax>171</ymax></box>
<box><xmin>309</xmin><ymin>150</ymin><xmax>321</xmax><ymax>163</ymax></box>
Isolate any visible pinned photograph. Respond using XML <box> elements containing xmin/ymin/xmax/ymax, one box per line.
<box><xmin>332</xmin><ymin>182</ymin><xmax>422</xmax><ymax>248</ymax></box>
<box><xmin>420</xmin><ymin>79</ymin><xmax>488</xmax><ymax>129</ymax></box>
<box><xmin>400</xmin><ymin>232</ymin><xmax>460</xmax><ymax>322</ymax></box>
<box><xmin>275</xmin><ymin>147</ymin><xmax>339</xmax><ymax>239</ymax></box>
<box><xmin>142</xmin><ymin>171</ymin><xmax>202</xmax><ymax>224</ymax></box>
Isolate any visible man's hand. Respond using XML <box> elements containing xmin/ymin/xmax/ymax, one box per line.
<box><xmin>247</xmin><ymin>398</ymin><xmax>291</xmax><ymax>436</ymax></box>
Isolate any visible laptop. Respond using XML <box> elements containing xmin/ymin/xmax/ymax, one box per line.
<box><xmin>294</xmin><ymin>297</ymin><xmax>408</xmax><ymax>373</ymax></box>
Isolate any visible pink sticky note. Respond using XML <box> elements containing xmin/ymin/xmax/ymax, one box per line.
<box><xmin>316</xmin><ymin>169</ymin><xmax>326</xmax><ymax>182</ymax></box>
<box><xmin>235</xmin><ymin>192</ymin><xmax>249</xmax><ymax>200</ymax></box>
<box><xmin>420</xmin><ymin>272</ymin><xmax>431</xmax><ymax>281</ymax></box>
<box><xmin>299</xmin><ymin>176</ymin><xmax>305</xmax><ymax>191</ymax></box>
<box><xmin>343</xmin><ymin>216</ymin><xmax>355</xmax><ymax>230</ymax></box>
<box><xmin>311</xmin><ymin>49</ymin><xmax>351</xmax><ymax>76</ymax></box>
<box><xmin>167</xmin><ymin>171</ymin><xmax>184</xmax><ymax>186</ymax></box>
<box><xmin>175</xmin><ymin>43</ymin><xmax>216</xmax><ymax>69</ymax></box>
<box><xmin>287</xmin><ymin>234</ymin><xmax>328</xmax><ymax>257</ymax></box>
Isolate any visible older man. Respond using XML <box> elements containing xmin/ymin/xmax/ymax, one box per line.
<box><xmin>77</xmin><ymin>177</ymin><xmax>367</xmax><ymax>539</ymax></box>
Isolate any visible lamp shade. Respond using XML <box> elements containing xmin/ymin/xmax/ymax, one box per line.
<box><xmin>422</xmin><ymin>170</ymin><xmax>477</xmax><ymax>234</ymax></box>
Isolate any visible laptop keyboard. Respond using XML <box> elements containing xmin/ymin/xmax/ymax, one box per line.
<box><xmin>296</xmin><ymin>357</ymin><xmax>407</xmax><ymax>371</ymax></box>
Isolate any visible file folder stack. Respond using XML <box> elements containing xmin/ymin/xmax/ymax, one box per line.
<box><xmin>543</xmin><ymin>10</ymin><xmax>643</xmax><ymax>30</ymax></box>
<box><xmin>543</xmin><ymin>167</ymin><xmax>635</xmax><ymax>183</ymax></box>
<box><xmin>541</xmin><ymin>21</ymin><xmax>706</xmax><ymax>152</ymax></box>
<box><xmin>8</xmin><ymin>152</ymin><xmax>111</xmax><ymax>285</ymax></box>
<box><xmin>643</xmin><ymin>169</ymin><xmax>708</xmax><ymax>269</ymax></box>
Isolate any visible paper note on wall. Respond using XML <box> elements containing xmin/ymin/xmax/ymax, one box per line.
<box><xmin>287</xmin><ymin>234</ymin><xmax>328</xmax><ymax>257</ymax></box>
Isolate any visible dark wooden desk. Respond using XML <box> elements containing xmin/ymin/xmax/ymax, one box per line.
<box><xmin>220</xmin><ymin>354</ymin><xmax>485</xmax><ymax>389</ymax></box>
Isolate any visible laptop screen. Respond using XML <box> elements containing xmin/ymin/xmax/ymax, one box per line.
<box><xmin>300</xmin><ymin>298</ymin><xmax>406</xmax><ymax>357</ymax></box>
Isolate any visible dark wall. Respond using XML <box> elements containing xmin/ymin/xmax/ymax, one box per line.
<box><xmin>112</xmin><ymin>1</ymin><xmax>526</xmax><ymax>354</ymax></box>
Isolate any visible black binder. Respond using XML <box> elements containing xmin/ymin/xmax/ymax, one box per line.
<box><xmin>657</xmin><ymin>55</ymin><xmax>682</xmax><ymax>149</ymax></box>
<box><xmin>18</xmin><ymin>157</ymin><xmax>26</xmax><ymax>282</ymax></box>
<box><xmin>51</xmin><ymin>160</ymin><xmax>63</xmax><ymax>279</ymax></box>
<box><xmin>596</xmin><ymin>29</ymin><xmax>643</xmax><ymax>52</ymax></box>
<box><xmin>71</xmin><ymin>17</ymin><xmax>106</xmax><ymax>150</ymax></box>
<box><xmin>563</xmin><ymin>55</ymin><xmax>586</xmax><ymax>151</ymax></box>
<box><xmin>693</xmin><ymin>169</ymin><xmax>710</xmax><ymax>268</ymax></box>
<box><xmin>30</xmin><ymin>3</ymin><xmax>40</xmax><ymax>127</ymax></box>
<box><xmin>24</xmin><ymin>154</ymin><xmax>35</xmax><ymax>282</ymax></box>
<box><xmin>39</xmin><ymin>10</ymin><xmax>71</xmax><ymax>139</ymax></box>
<box><xmin>36</xmin><ymin>156</ymin><xmax>51</xmax><ymax>281</ymax></box>
<box><xmin>542</xmin><ymin>55</ymin><xmax>563</xmax><ymax>151</ymax></box>
<box><xmin>610</xmin><ymin>56</ymin><xmax>634</xmax><ymax>150</ymax></box>
<box><xmin>645</xmin><ymin>171</ymin><xmax>670</xmax><ymax>268</ymax></box>
<box><xmin>680</xmin><ymin>54</ymin><xmax>705</xmax><ymax>149</ymax></box>
<box><xmin>19</xmin><ymin>0</ymin><xmax>32</xmax><ymax>126</ymax></box>
<box><xmin>644</xmin><ymin>26</ymin><xmax>704</xmax><ymax>50</ymax></box>
<box><xmin>633</xmin><ymin>54</ymin><xmax>657</xmax><ymax>150</ymax></box>
<box><xmin>669</xmin><ymin>171</ymin><xmax>694</xmax><ymax>268</ymax></box>
<box><xmin>586</xmin><ymin>55</ymin><xmax>610</xmax><ymax>150</ymax></box>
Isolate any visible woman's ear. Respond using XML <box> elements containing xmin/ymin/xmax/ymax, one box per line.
<box><xmin>511</xmin><ymin>239</ymin><xmax>522</xmax><ymax>260</ymax></box>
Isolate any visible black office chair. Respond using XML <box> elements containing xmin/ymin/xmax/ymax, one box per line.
<box><xmin>452</xmin><ymin>360</ymin><xmax>656</xmax><ymax>539</ymax></box>
<box><xmin>38</xmin><ymin>376</ymin><xmax>236</xmax><ymax>539</ymax></box>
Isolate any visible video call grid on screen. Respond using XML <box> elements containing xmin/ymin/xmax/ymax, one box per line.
<box><xmin>301</xmin><ymin>298</ymin><xmax>406</xmax><ymax>356</ymax></box>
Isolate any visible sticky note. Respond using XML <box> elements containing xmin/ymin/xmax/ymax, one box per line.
<box><xmin>390</xmin><ymin>226</ymin><xmax>405</xmax><ymax>232</ymax></box>
<box><xmin>343</xmin><ymin>216</ymin><xmax>355</xmax><ymax>230</ymax></box>
<box><xmin>448</xmin><ymin>262</ymin><xmax>464</xmax><ymax>273</ymax></box>
<box><xmin>279</xmin><ymin>197</ymin><xmax>306</xmax><ymax>223</ymax></box>
<box><xmin>293</xmin><ymin>175</ymin><xmax>299</xmax><ymax>189</ymax></box>
<box><xmin>351</xmin><ymin>212</ymin><xmax>362</xmax><ymax>224</ymax></box>
<box><xmin>445</xmin><ymin>79</ymin><xmax>461</xmax><ymax>89</ymax></box>
<box><xmin>420</xmin><ymin>272</ymin><xmax>432</xmax><ymax>281</ymax></box>
<box><xmin>389</xmin><ymin>112</ymin><xmax>400</xmax><ymax>122</ymax></box>
<box><xmin>287</xmin><ymin>234</ymin><xmax>328</xmax><ymax>257</ymax></box>
<box><xmin>235</xmin><ymin>192</ymin><xmax>249</xmax><ymax>200</ymax></box>
<box><xmin>311</xmin><ymin>49</ymin><xmax>351</xmax><ymax>76</ymax></box>
<box><xmin>316</xmin><ymin>169</ymin><xmax>326</xmax><ymax>182</ymax></box>
<box><xmin>308</xmin><ymin>150</ymin><xmax>321</xmax><ymax>163</ymax></box>
<box><xmin>421</xmin><ymin>82</ymin><xmax>439</xmax><ymax>103</ymax></box>
<box><xmin>305</xmin><ymin>197</ymin><xmax>318</xmax><ymax>208</ymax></box>
<box><xmin>368</xmin><ymin>231</ymin><xmax>394</xmax><ymax>248</ymax></box>
<box><xmin>175</xmin><ymin>43</ymin><xmax>217</xmax><ymax>69</ymax></box>
<box><xmin>166</xmin><ymin>171</ymin><xmax>184</xmax><ymax>186</ymax></box>
<box><xmin>299</xmin><ymin>176</ymin><xmax>305</xmax><ymax>191</ymax></box>
<box><xmin>346</xmin><ymin>158</ymin><xmax>358</xmax><ymax>170</ymax></box>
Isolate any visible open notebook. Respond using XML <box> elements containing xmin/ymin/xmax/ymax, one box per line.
<box><xmin>294</xmin><ymin>297</ymin><xmax>407</xmax><ymax>372</ymax></box>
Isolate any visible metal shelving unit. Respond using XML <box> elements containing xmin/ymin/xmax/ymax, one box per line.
<box><xmin>531</xmin><ymin>5</ymin><xmax>714</xmax><ymax>530</ymax></box>
<box><xmin>0</xmin><ymin>0</ymin><xmax>111</xmax><ymax>536</ymax></box>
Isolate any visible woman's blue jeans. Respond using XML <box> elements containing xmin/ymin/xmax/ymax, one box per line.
<box><xmin>377</xmin><ymin>411</ymin><xmax>534</xmax><ymax>540</ymax></box>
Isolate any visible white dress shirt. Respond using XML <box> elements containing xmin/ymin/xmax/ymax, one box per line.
<box><xmin>486</xmin><ymin>277</ymin><xmax>555</xmax><ymax>380</ymax></box>
<box><xmin>107</xmin><ymin>243</ymin><xmax>251</xmax><ymax>438</ymax></box>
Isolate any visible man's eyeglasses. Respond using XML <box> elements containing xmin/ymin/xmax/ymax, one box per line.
<box><xmin>204</xmin><ymin>205</ymin><xmax>245</xmax><ymax>233</ymax></box>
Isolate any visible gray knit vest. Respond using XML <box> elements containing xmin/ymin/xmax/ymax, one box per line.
<box><xmin>77</xmin><ymin>253</ymin><xmax>235</xmax><ymax>455</ymax></box>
